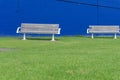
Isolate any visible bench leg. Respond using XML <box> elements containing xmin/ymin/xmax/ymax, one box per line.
<box><xmin>91</xmin><ymin>33</ymin><xmax>94</xmax><ymax>39</ymax></box>
<box><xmin>23</xmin><ymin>33</ymin><xmax>26</xmax><ymax>40</ymax></box>
<box><xmin>114</xmin><ymin>33</ymin><xmax>117</xmax><ymax>39</ymax></box>
<box><xmin>51</xmin><ymin>34</ymin><xmax>55</xmax><ymax>41</ymax></box>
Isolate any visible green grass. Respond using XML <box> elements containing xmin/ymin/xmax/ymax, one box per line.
<box><xmin>0</xmin><ymin>36</ymin><xmax>120</xmax><ymax>80</ymax></box>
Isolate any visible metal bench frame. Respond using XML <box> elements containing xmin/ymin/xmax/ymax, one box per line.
<box><xmin>16</xmin><ymin>23</ymin><xmax>61</xmax><ymax>41</ymax></box>
<box><xmin>87</xmin><ymin>25</ymin><xmax>120</xmax><ymax>39</ymax></box>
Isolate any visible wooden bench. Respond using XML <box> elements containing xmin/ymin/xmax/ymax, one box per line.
<box><xmin>16</xmin><ymin>23</ymin><xmax>61</xmax><ymax>41</ymax></box>
<box><xmin>87</xmin><ymin>25</ymin><xmax>120</xmax><ymax>39</ymax></box>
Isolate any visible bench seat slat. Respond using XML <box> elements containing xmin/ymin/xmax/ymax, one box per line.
<box><xmin>20</xmin><ymin>23</ymin><xmax>60</xmax><ymax>34</ymax></box>
<box><xmin>20</xmin><ymin>31</ymin><xmax>59</xmax><ymax>34</ymax></box>
<box><xmin>21</xmin><ymin>24</ymin><xmax>59</xmax><ymax>28</ymax></box>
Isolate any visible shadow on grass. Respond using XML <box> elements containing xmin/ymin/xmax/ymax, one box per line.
<box><xmin>26</xmin><ymin>37</ymin><xmax>60</xmax><ymax>41</ymax></box>
<box><xmin>86</xmin><ymin>36</ymin><xmax>118</xmax><ymax>39</ymax></box>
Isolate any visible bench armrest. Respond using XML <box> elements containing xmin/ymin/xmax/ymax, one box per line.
<box><xmin>16</xmin><ymin>27</ymin><xmax>21</xmax><ymax>33</ymax></box>
<box><xmin>87</xmin><ymin>28</ymin><xmax>90</xmax><ymax>34</ymax></box>
<box><xmin>58</xmin><ymin>28</ymin><xmax>61</xmax><ymax>34</ymax></box>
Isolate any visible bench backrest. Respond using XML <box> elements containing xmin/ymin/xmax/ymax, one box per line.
<box><xmin>20</xmin><ymin>23</ymin><xmax>59</xmax><ymax>34</ymax></box>
<box><xmin>89</xmin><ymin>25</ymin><xmax>119</xmax><ymax>33</ymax></box>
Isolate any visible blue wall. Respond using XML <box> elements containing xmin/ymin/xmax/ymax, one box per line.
<box><xmin>0</xmin><ymin>0</ymin><xmax>120</xmax><ymax>35</ymax></box>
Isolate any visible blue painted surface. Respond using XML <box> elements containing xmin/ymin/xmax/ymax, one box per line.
<box><xmin>0</xmin><ymin>0</ymin><xmax>120</xmax><ymax>35</ymax></box>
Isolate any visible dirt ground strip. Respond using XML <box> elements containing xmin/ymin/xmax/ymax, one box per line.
<box><xmin>0</xmin><ymin>48</ymin><xmax>14</xmax><ymax>52</ymax></box>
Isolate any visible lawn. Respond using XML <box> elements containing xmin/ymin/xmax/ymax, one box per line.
<box><xmin>0</xmin><ymin>36</ymin><xmax>120</xmax><ymax>80</ymax></box>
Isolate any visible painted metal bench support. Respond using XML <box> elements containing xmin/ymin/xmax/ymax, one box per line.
<box><xmin>23</xmin><ymin>33</ymin><xmax>26</xmax><ymax>40</ymax></box>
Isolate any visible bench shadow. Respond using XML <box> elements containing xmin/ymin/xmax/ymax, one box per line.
<box><xmin>92</xmin><ymin>36</ymin><xmax>116</xmax><ymax>39</ymax></box>
<box><xmin>26</xmin><ymin>37</ymin><xmax>60</xmax><ymax>41</ymax></box>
